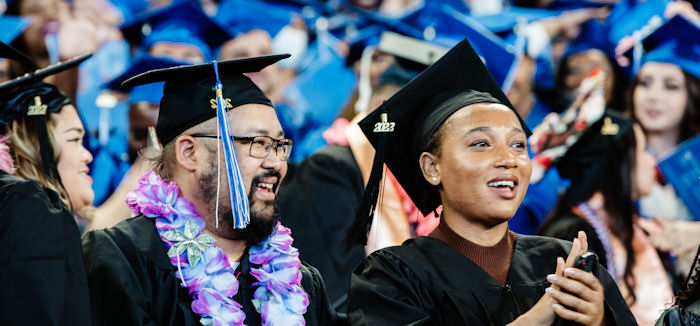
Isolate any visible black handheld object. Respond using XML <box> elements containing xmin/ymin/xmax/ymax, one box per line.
<box><xmin>553</xmin><ymin>252</ymin><xmax>598</xmax><ymax>326</ymax></box>
<box><xmin>573</xmin><ymin>251</ymin><xmax>597</xmax><ymax>272</ymax></box>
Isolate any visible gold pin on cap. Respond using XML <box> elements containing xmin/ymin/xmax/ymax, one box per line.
<box><xmin>27</xmin><ymin>96</ymin><xmax>48</xmax><ymax>116</ymax></box>
<box><xmin>600</xmin><ymin>117</ymin><xmax>619</xmax><ymax>136</ymax></box>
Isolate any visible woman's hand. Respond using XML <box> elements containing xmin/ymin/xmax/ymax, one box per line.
<box><xmin>545</xmin><ymin>231</ymin><xmax>606</xmax><ymax>326</ymax></box>
<box><xmin>507</xmin><ymin>231</ymin><xmax>590</xmax><ymax>325</ymax></box>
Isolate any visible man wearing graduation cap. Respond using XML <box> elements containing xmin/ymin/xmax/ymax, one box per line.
<box><xmin>81</xmin><ymin>55</ymin><xmax>340</xmax><ymax>325</ymax></box>
<box><xmin>345</xmin><ymin>37</ymin><xmax>636</xmax><ymax>324</ymax></box>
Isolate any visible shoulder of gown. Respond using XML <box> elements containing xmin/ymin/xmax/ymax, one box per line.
<box><xmin>348</xmin><ymin>235</ymin><xmax>636</xmax><ymax>325</ymax></box>
<box><xmin>297</xmin><ymin>262</ymin><xmax>347</xmax><ymax>325</ymax></box>
<box><xmin>279</xmin><ymin>144</ymin><xmax>366</xmax><ymax>307</ymax></box>
<box><xmin>81</xmin><ymin>215</ymin><xmax>197</xmax><ymax>326</ymax></box>
<box><xmin>0</xmin><ymin>172</ymin><xmax>91</xmax><ymax>326</ymax></box>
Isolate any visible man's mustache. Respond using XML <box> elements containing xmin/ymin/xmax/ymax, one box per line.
<box><xmin>250</xmin><ymin>171</ymin><xmax>282</xmax><ymax>195</ymax></box>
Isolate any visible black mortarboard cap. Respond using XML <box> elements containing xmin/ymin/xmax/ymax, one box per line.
<box><xmin>0</xmin><ymin>40</ymin><xmax>32</xmax><ymax>64</ymax></box>
<box><xmin>0</xmin><ymin>54</ymin><xmax>91</xmax><ymax>124</ymax></box>
<box><xmin>555</xmin><ymin>110</ymin><xmax>633</xmax><ymax>180</ymax></box>
<box><xmin>122</xmin><ymin>54</ymin><xmax>290</xmax><ymax>144</ymax></box>
<box><xmin>347</xmin><ymin>38</ymin><xmax>530</xmax><ymax>244</ymax></box>
<box><xmin>0</xmin><ymin>53</ymin><xmax>92</xmax><ymax>196</ymax></box>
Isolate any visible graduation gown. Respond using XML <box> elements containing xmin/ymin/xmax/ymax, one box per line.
<box><xmin>81</xmin><ymin>215</ymin><xmax>342</xmax><ymax>326</ymax></box>
<box><xmin>278</xmin><ymin>144</ymin><xmax>367</xmax><ymax>308</ymax></box>
<box><xmin>0</xmin><ymin>172</ymin><xmax>91</xmax><ymax>325</ymax></box>
<box><xmin>347</xmin><ymin>234</ymin><xmax>637</xmax><ymax>325</ymax></box>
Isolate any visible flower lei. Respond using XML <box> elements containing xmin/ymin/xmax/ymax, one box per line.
<box><xmin>126</xmin><ymin>172</ymin><xmax>309</xmax><ymax>326</ymax></box>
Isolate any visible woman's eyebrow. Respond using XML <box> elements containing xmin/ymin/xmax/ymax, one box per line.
<box><xmin>464</xmin><ymin>126</ymin><xmax>492</xmax><ymax>137</ymax></box>
<box><xmin>62</xmin><ymin>127</ymin><xmax>84</xmax><ymax>134</ymax></box>
<box><xmin>511</xmin><ymin>127</ymin><xmax>526</xmax><ymax>135</ymax></box>
<box><xmin>464</xmin><ymin>126</ymin><xmax>525</xmax><ymax>136</ymax></box>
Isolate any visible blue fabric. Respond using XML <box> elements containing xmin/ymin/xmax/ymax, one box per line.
<box><xmin>214</xmin><ymin>0</ymin><xmax>299</xmax><ymax>36</ymax></box>
<box><xmin>90</xmin><ymin>132</ymin><xmax>130</xmax><ymax>205</ymax></box>
<box><xmin>119</xmin><ymin>1</ymin><xmax>232</xmax><ymax>60</ymax></box>
<box><xmin>564</xmin><ymin>20</ymin><xmax>615</xmax><ymax>59</ymax></box>
<box><xmin>607</xmin><ymin>0</ymin><xmax>671</xmax><ymax>45</ymax></box>
<box><xmin>471</xmin><ymin>7</ymin><xmax>560</xmax><ymax>35</ymax></box>
<box><xmin>525</xmin><ymin>97</ymin><xmax>554</xmax><ymax>131</ymax></box>
<box><xmin>644</xmin><ymin>39</ymin><xmax>700</xmax><ymax>80</ymax></box>
<box><xmin>108</xmin><ymin>0</ymin><xmax>150</xmax><ymax>22</ymax></box>
<box><xmin>128</xmin><ymin>83</ymin><xmax>164</xmax><ymax>104</ymax></box>
<box><xmin>77</xmin><ymin>39</ymin><xmax>130</xmax><ymax>142</ymax></box>
<box><xmin>144</xmin><ymin>24</ymin><xmax>211</xmax><ymax>61</ymax></box>
<box><xmin>278</xmin><ymin>39</ymin><xmax>357</xmax><ymax>163</ymax></box>
<box><xmin>397</xmin><ymin>3</ymin><xmax>523</xmax><ymax>92</ymax></box>
<box><xmin>0</xmin><ymin>15</ymin><xmax>30</xmax><ymax>44</ymax></box>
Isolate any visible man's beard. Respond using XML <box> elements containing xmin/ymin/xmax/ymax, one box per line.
<box><xmin>199</xmin><ymin>162</ymin><xmax>281</xmax><ymax>245</ymax></box>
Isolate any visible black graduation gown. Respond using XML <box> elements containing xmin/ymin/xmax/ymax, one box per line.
<box><xmin>0</xmin><ymin>172</ymin><xmax>91</xmax><ymax>325</ymax></box>
<box><xmin>347</xmin><ymin>235</ymin><xmax>637</xmax><ymax>325</ymax></box>
<box><xmin>81</xmin><ymin>215</ymin><xmax>342</xmax><ymax>326</ymax></box>
<box><xmin>278</xmin><ymin>144</ymin><xmax>367</xmax><ymax>308</ymax></box>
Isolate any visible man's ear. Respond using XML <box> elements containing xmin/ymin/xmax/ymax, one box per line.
<box><xmin>419</xmin><ymin>151</ymin><xmax>441</xmax><ymax>185</ymax></box>
<box><xmin>174</xmin><ymin>135</ymin><xmax>201</xmax><ymax>173</ymax></box>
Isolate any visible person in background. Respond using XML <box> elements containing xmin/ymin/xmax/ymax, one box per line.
<box><xmin>655</xmin><ymin>246</ymin><xmax>700</xmax><ymax>326</ymax></box>
<box><xmin>537</xmin><ymin>71</ymin><xmax>674</xmax><ymax>325</ymax></box>
<box><xmin>214</xmin><ymin>0</ymin><xmax>308</xmax><ymax>106</ymax></box>
<box><xmin>347</xmin><ymin>38</ymin><xmax>634</xmax><ymax>325</ymax></box>
<box><xmin>626</xmin><ymin>37</ymin><xmax>700</xmax><ymax>222</ymax></box>
<box><xmin>119</xmin><ymin>1</ymin><xmax>232</xmax><ymax>64</ymax></box>
<box><xmin>218</xmin><ymin>29</ymin><xmax>283</xmax><ymax>103</ymax></box>
<box><xmin>621</xmin><ymin>12</ymin><xmax>700</xmax><ymax>280</ymax></box>
<box><xmin>0</xmin><ymin>43</ymin><xmax>90</xmax><ymax>325</ymax></box>
<box><xmin>5</xmin><ymin>0</ymin><xmax>116</xmax><ymax>100</ymax></box>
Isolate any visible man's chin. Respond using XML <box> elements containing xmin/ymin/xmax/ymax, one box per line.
<box><xmin>240</xmin><ymin>214</ymin><xmax>279</xmax><ymax>245</ymax></box>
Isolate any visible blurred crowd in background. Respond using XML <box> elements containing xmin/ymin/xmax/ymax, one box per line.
<box><xmin>1</xmin><ymin>0</ymin><xmax>700</xmax><ymax>324</ymax></box>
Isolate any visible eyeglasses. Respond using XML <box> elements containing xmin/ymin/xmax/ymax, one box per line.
<box><xmin>190</xmin><ymin>134</ymin><xmax>294</xmax><ymax>161</ymax></box>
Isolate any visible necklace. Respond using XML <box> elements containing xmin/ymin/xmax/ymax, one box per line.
<box><xmin>126</xmin><ymin>172</ymin><xmax>309</xmax><ymax>325</ymax></box>
<box><xmin>577</xmin><ymin>202</ymin><xmax>618</xmax><ymax>280</ymax></box>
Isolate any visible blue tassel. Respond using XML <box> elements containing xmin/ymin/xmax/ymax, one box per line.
<box><xmin>213</xmin><ymin>61</ymin><xmax>250</xmax><ymax>229</ymax></box>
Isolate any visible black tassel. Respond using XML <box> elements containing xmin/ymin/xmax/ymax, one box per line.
<box><xmin>346</xmin><ymin>110</ymin><xmax>391</xmax><ymax>245</ymax></box>
<box><xmin>36</xmin><ymin>115</ymin><xmax>56</xmax><ymax>181</ymax></box>
<box><xmin>36</xmin><ymin>115</ymin><xmax>65</xmax><ymax>206</ymax></box>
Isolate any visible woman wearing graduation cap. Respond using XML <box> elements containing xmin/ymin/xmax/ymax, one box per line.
<box><xmin>623</xmin><ymin>15</ymin><xmax>700</xmax><ymax>223</ymax></box>
<box><xmin>536</xmin><ymin>69</ymin><xmax>674</xmax><ymax>325</ymax></box>
<box><xmin>0</xmin><ymin>43</ymin><xmax>91</xmax><ymax>325</ymax></box>
<box><xmin>345</xmin><ymin>39</ymin><xmax>636</xmax><ymax>325</ymax></box>
<box><xmin>622</xmin><ymin>14</ymin><xmax>700</xmax><ymax>281</ymax></box>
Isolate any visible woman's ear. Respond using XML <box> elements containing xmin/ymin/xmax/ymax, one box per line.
<box><xmin>419</xmin><ymin>151</ymin><xmax>441</xmax><ymax>185</ymax></box>
<box><xmin>174</xmin><ymin>135</ymin><xmax>200</xmax><ymax>173</ymax></box>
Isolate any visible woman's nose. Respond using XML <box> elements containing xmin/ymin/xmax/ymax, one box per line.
<box><xmin>82</xmin><ymin>145</ymin><xmax>93</xmax><ymax>163</ymax></box>
<box><xmin>494</xmin><ymin>146</ymin><xmax>518</xmax><ymax>169</ymax></box>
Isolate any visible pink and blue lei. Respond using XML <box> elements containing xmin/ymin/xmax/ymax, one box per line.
<box><xmin>126</xmin><ymin>172</ymin><xmax>309</xmax><ymax>326</ymax></box>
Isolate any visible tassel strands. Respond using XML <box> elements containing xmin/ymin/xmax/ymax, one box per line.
<box><xmin>212</xmin><ymin>61</ymin><xmax>250</xmax><ymax>229</ymax></box>
<box><xmin>347</xmin><ymin>109</ymin><xmax>392</xmax><ymax>245</ymax></box>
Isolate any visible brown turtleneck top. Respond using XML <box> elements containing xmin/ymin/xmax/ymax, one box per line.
<box><xmin>428</xmin><ymin>220</ymin><xmax>516</xmax><ymax>287</ymax></box>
